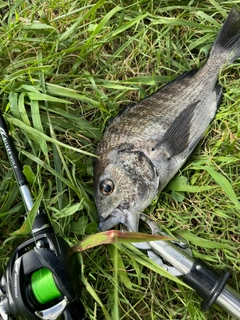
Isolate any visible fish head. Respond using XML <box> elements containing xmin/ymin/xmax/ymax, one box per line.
<box><xmin>94</xmin><ymin>149</ymin><xmax>159</xmax><ymax>232</ymax></box>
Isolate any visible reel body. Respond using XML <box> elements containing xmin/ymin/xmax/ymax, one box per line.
<box><xmin>0</xmin><ymin>213</ymin><xmax>82</xmax><ymax>320</ymax></box>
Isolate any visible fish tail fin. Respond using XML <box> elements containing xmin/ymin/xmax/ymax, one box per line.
<box><xmin>210</xmin><ymin>7</ymin><xmax>240</xmax><ymax>65</ymax></box>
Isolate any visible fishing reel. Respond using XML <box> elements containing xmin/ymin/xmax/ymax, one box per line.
<box><xmin>0</xmin><ymin>112</ymin><xmax>84</xmax><ymax>320</ymax></box>
<box><xmin>0</xmin><ymin>210</ymin><xmax>82</xmax><ymax>320</ymax></box>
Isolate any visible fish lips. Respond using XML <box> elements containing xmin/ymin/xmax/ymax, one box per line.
<box><xmin>98</xmin><ymin>207</ymin><xmax>139</xmax><ymax>232</ymax></box>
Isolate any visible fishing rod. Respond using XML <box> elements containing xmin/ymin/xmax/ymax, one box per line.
<box><xmin>0</xmin><ymin>113</ymin><xmax>83</xmax><ymax>320</ymax></box>
<box><xmin>135</xmin><ymin>214</ymin><xmax>240</xmax><ymax>319</ymax></box>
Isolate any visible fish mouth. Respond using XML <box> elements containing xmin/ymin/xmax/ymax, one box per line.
<box><xmin>98</xmin><ymin>205</ymin><xmax>140</xmax><ymax>232</ymax></box>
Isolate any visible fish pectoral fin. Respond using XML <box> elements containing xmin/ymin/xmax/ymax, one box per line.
<box><xmin>153</xmin><ymin>101</ymin><xmax>199</xmax><ymax>158</ymax></box>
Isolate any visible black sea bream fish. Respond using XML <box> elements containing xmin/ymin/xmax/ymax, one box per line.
<box><xmin>93</xmin><ymin>7</ymin><xmax>240</xmax><ymax>232</ymax></box>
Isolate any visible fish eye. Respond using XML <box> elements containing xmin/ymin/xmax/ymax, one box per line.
<box><xmin>100</xmin><ymin>179</ymin><xmax>114</xmax><ymax>195</ymax></box>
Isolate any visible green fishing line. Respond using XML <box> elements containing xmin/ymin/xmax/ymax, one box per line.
<box><xmin>31</xmin><ymin>268</ymin><xmax>62</xmax><ymax>304</ymax></box>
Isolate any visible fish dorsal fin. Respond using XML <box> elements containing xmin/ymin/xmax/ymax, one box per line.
<box><xmin>105</xmin><ymin>71</ymin><xmax>199</xmax><ymax>127</ymax></box>
<box><xmin>159</xmin><ymin>69</ymin><xmax>199</xmax><ymax>92</ymax></box>
<box><xmin>169</xmin><ymin>69</ymin><xmax>198</xmax><ymax>82</ymax></box>
<box><xmin>152</xmin><ymin>101</ymin><xmax>199</xmax><ymax>158</ymax></box>
<box><xmin>105</xmin><ymin>103</ymin><xmax>135</xmax><ymax>129</ymax></box>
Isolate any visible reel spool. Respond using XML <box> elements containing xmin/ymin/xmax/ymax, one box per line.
<box><xmin>31</xmin><ymin>268</ymin><xmax>62</xmax><ymax>305</ymax></box>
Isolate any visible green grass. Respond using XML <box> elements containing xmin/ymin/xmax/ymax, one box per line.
<box><xmin>0</xmin><ymin>0</ymin><xmax>240</xmax><ymax>319</ymax></box>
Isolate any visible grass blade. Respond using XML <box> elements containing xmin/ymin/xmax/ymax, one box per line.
<box><xmin>8</xmin><ymin>117</ymin><xmax>96</xmax><ymax>157</ymax></box>
<box><xmin>192</xmin><ymin>165</ymin><xmax>240</xmax><ymax>211</ymax></box>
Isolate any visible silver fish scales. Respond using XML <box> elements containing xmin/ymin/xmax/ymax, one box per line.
<box><xmin>93</xmin><ymin>7</ymin><xmax>240</xmax><ymax>232</ymax></box>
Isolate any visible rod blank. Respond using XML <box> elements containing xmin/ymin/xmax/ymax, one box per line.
<box><xmin>0</xmin><ymin>113</ymin><xmax>34</xmax><ymax>211</ymax></box>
